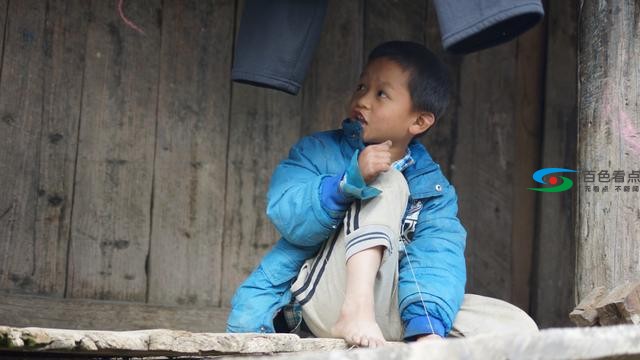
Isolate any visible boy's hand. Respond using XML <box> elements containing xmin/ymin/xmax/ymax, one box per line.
<box><xmin>358</xmin><ymin>140</ymin><xmax>392</xmax><ymax>184</ymax></box>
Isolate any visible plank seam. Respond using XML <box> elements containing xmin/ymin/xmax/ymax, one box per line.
<box><xmin>146</xmin><ymin>0</ymin><xmax>164</xmax><ymax>305</ymax></box>
<box><xmin>63</xmin><ymin>0</ymin><xmax>89</xmax><ymax>300</ymax></box>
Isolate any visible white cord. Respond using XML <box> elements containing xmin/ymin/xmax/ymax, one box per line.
<box><xmin>402</xmin><ymin>242</ymin><xmax>435</xmax><ymax>335</ymax></box>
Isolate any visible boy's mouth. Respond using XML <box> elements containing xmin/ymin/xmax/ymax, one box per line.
<box><xmin>351</xmin><ymin>110</ymin><xmax>367</xmax><ymax>125</ymax></box>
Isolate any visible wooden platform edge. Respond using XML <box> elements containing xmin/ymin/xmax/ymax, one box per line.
<box><xmin>0</xmin><ymin>292</ymin><xmax>228</xmax><ymax>333</ymax></box>
<box><xmin>0</xmin><ymin>324</ymin><xmax>350</xmax><ymax>357</ymax></box>
<box><xmin>0</xmin><ymin>293</ymin><xmax>351</xmax><ymax>356</ymax></box>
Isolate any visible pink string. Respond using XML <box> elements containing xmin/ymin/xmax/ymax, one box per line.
<box><xmin>117</xmin><ymin>0</ymin><xmax>145</xmax><ymax>35</ymax></box>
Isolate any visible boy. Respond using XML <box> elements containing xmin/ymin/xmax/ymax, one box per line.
<box><xmin>227</xmin><ymin>41</ymin><xmax>537</xmax><ymax>347</ymax></box>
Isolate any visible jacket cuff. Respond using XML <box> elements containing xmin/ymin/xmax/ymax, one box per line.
<box><xmin>340</xmin><ymin>150</ymin><xmax>381</xmax><ymax>200</ymax></box>
<box><xmin>320</xmin><ymin>173</ymin><xmax>350</xmax><ymax>218</ymax></box>
<box><xmin>403</xmin><ymin>314</ymin><xmax>446</xmax><ymax>340</ymax></box>
<box><xmin>310</xmin><ymin>175</ymin><xmax>343</xmax><ymax>231</ymax></box>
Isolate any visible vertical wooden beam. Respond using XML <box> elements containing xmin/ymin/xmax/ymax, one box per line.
<box><xmin>532</xmin><ymin>0</ymin><xmax>578</xmax><ymax>327</ymax></box>
<box><xmin>220</xmin><ymin>0</ymin><xmax>304</xmax><ymax>307</ymax></box>
<box><xmin>0</xmin><ymin>0</ymin><xmax>88</xmax><ymax>297</ymax></box>
<box><xmin>450</xmin><ymin>13</ymin><xmax>545</xmax><ymax>310</ymax></box>
<box><xmin>511</xmin><ymin>18</ymin><xmax>546</xmax><ymax>313</ymax></box>
<box><xmin>300</xmin><ymin>0</ymin><xmax>363</xmax><ymax>136</ymax></box>
<box><xmin>148</xmin><ymin>0</ymin><xmax>234</xmax><ymax>307</ymax></box>
<box><xmin>422</xmin><ymin>0</ymin><xmax>462</xmax><ymax>180</ymax></box>
<box><xmin>0</xmin><ymin>0</ymin><xmax>46</xmax><ymax>294</ymax></box>
<box><xmin>67</xmin><ymin>0</ymin><xmax>161</xmax><ymax>302</ymax></box>
<box><xmin>576</xmin><ymin>0</ymin><xmax>640</xmax><ymax>302</ymax></box>
<box><xmin>454</xmin><ymin>42</ymin><xmax>518</xmax><ymax>301</ymax></box>
<box><xmin>35</xmin><ymin>0</ymin><xmax>91</xmax><ymax>296</ymax></box>
<box><xmin>363</xmin><ymin>0</ymin><xmax>425</xmax><ymax>56</ymax></box>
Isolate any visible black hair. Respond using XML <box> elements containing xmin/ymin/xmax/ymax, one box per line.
<box><xmin>367</xmin><ymin>41</ymin><xmax>451</xmax><ymax>121</ymax></box>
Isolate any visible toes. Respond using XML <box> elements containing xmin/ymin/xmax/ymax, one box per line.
<box><xmin>368</xmin><ymin>338</ymin><xmax>378</xmax><ymax>348</ymax></box>
<box><xmin>363</xmin><ymin>336</ymin><xmax>386</xmax><ymax>348</ymax></box>
<box><xmin>348</xmin><ymin>334</ymin><xmax>361</xmax><ymax>346</ymax></box>
<box><xmin>372</xmin><ymin>337</ymin><xmax>384</xmax><ymax>348</ymax></box>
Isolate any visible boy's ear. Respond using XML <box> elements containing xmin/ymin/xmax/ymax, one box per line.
<box><xmin>409</xmin><ymin>112</ymin><xmax>435</xmax><ymax>136</ymax></box>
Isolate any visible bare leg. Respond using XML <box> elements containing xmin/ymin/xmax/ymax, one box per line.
<box><xmin>331</xmin><ymin>245</ymin><xmax>387</xmax><ymax>348</ymax></box>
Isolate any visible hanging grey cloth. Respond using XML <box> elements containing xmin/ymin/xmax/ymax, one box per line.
<box><xmin>231</xmin><ymin>0</ymin><xmax>327</xmax><ymax>95</ymax></box>
<box><xmin>231</xmin><ymin>0</ymin><xmax>543</xmax><ymax>94</ymax></box>
<box><xmin>433</xmin><ymin>0</ymin><xmax>544</xmax><ymax>54</ymax></box>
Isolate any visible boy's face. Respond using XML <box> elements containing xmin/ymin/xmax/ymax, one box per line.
<box><xmin>348</xmin><ymin>57</ymin><xmax>425</xmax><ymax>146</ymax></box>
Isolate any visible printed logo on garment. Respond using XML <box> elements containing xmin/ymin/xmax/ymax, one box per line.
<box><xmin>401</xmin><ymin>200</ymin><xmax>423</xmax><ymax>244</ymax></box>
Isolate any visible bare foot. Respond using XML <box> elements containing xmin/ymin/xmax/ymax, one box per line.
<box><xmin>331</xmin><ymin>300</ymin><xmax>386</xmax><ymax>348</ymax></box>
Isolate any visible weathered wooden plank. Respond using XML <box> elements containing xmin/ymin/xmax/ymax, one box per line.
<box><xmin>0</xmin><ymin>1</ymin><xmax>48</xmax><ymax>293</ymax></box>
<box><xmin>595</xmin><ymin>281</ymin><xmax>640</xmax><ymax>326</ymax></box>
<box><xmin>422</xmin><ymin>0</ymin><xmax>463</xmax><ymax>180</ymax></box>
<box><xmin>27</xmin><ymin>0</ymin><xmax>91</xmax><ymax>297</ymax></box>
<box><xmin>532</xmin><ymin>0</ymin><xmax>578</xmax><ymax>328</ymax></box>
<box><xmin>576</xmin><ymin>0</ymin><xmax>640</xmax><ymax>304</ymax></box>
<box><xmin>510</xmin><ymin>20</ymin><xmax>545</xmax><ymax>313</ymax></box>
<box><xmin>148</xmin><ymin>0</ymin><xmax>234</xmax><ymax>307</ymax></box>
<box><xmin>364</xmin><ymin>0</ymin><xmax>425</xmax><ymax>57</ymax></box>
<box><xmin>67</xmin><ymin>0</ymin><xmax>161</xmax><ymax>301</ymax></box>
<box><xmin>423</xmin><ymin>0</ymin><xmax>531</xmax><ymax>306</ymax></box>
<box><xmin>0</xmin><ymin>292</ymin><xmax>229</xmax><ymax>333</ymax></box>
<box><xmin>0</xmin><ymin>0</ymin><xmax>7</xmax><ymax>75</ymax></box>
<box><xmin>220</xmin><ymin>1</ymin><xmax>304</xmax><ymax>306</ymax></box>
<box><xmin>570</xmin><ymin>286</ymin><xmax>606</xmax><ymax>327</ymax></box>
<box><xmin>614</xmin><ymin>281</ymin><xmax>640</xmax><ymax>325</ymax></box>
<box><xmin>454</xmin><ymin>42</ymin><xmax>518</xmax><ymax>301</ymax></box>
<box><xmin>300</xmin><ymin>0</ymin><xmax>363</xmax><ymax>135</ymax></box>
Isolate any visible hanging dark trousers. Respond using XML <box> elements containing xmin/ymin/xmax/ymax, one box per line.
<box><xmin>231</xmin><ymin>0</ymin><xmax>328</xmax><ymax>95</ymax></box>
<box><xmin>231</xmin><ymin>0</ymin><xmax>543</xmax><ymax>95</ymax></box>
<box><xmin>433</xmin><ymin>0</ymin><xmax>544</xmax><ymax>54</ymax></box>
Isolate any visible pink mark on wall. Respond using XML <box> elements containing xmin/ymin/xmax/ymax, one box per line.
<box><xmin>620</xmin><ymin>109</ymin><xmax>640</xmax><ymax>156</ymax></box>
<box><xmin>118</xmin><ymin>0</ymin><xmax>145</xmax><ymax>35</ymax></box>
<box><xmin>602</xmin><ymin>81</ymin><xmax>640</xmax><ymax>156</ymax></box>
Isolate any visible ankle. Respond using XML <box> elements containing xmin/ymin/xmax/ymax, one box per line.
<box><xmin>340</xmin><ymin>297</ymin><xmax>375</xmax><ymax>317</ymax></box>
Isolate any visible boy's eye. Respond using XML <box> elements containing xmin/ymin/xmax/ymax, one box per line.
<box><xmin>356</xmin><ymin>84</ymin><xmax>365</xmax><ymax>91</ymax></box>
<box><xmin>377</xmin><ymin>90</ymin><xmax>388</xmax><ymax>98</ymax></box>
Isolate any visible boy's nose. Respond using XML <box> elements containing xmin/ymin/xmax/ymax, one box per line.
<box><xmin>355</xmin><ymin>93</ymin><xmax>371</xmax><ymax>109</ymax></box>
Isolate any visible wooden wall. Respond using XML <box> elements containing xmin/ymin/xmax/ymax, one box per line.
<box><xmin>0</xmin><ymin>0</ymin><xmax>577</xmax><ymax>331</ymax></box>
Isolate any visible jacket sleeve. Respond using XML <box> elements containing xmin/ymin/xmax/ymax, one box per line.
<box><xmin>398</xmin><ymin>184</ymin><xmax>467</xmax><ymax>336</ymax></box>
<box><xmin>267</xmin><ymin>135</ymin><xmax>381</xmax><ymax>247</ymax></box>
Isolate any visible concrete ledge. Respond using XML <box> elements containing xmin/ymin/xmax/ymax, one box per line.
<box><xmin>226</xmin><ymin>324</ymin><xmax>640</xmax><ymax>360</ymax></box>
<box><xmin>0</xmin><ymin>326</ymin><xmax>350</xmax><ymax>357</ymax></box>
<box><xmin>3</xmin><ymin>324</ymin><xmax>640</xmax><ymax>359</ymax></box>
<box><xmin>223</xmin><ymin>325</ymin><xmax>640</xmax><ymax>360</ymax></box>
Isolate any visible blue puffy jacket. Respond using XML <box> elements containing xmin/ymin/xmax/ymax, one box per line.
<box><xmin>226</xmin><ymin>119</ymin><xmax>467</xmax><ymax>337</ymax></box>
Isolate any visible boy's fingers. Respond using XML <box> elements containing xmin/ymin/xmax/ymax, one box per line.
<box><xmin>370</xmin><ymin>147</ymin><xmax>392</xmax><ymax>158</ymax></box>
<box><xmin>368</xmin><ymin>140</ymin><xmax>392</xmax><ymax>150</ymax></box>
<box><xmin>378</xmin><ymin>140</ymin><xmax>392</xmax><ymax>149</ymax></box>
<box><xmin>371</xmin><ymin>151</ymin><xmax>391</xmax><ymax>161</ymax></box>
<box><xmin>376</xmin><ymin>163</ymin><xmax>390</xmax><ymax>173</ymax></box>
